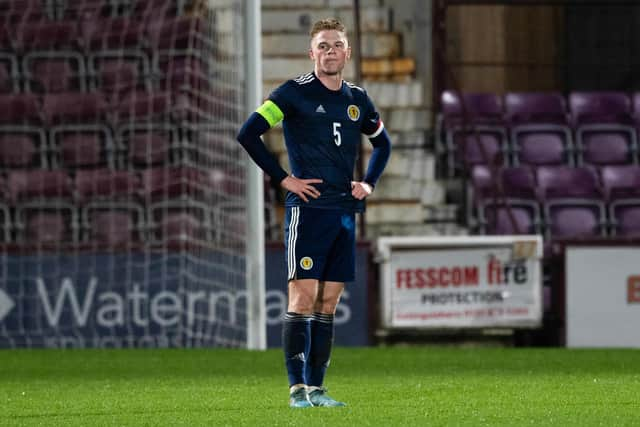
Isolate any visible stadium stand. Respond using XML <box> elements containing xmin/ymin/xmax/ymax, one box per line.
<box><xmin>446</xmin><ymin>90</ymin><xmax>640</xmax><ymax>261</ymax></box>
<box><xmin>0</xmin><ymin>0</ymin><xmax>243</xmax><ymax>254</ymax></box>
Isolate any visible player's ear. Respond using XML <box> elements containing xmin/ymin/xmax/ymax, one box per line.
<box><xmin>346</xmin><ymin>46</ymin><xmax>351</xmax><ymax>61</ymax></box>
<box><xmin>308</xmin><ymin>48</ymin><xmax>314</xmax><ymax>61</ymax></box>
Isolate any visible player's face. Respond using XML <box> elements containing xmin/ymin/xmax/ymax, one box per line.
<box><xmin>309</xmin><ymin>30</ymin><xmax>351</xmax><ymax>77</ymax></box>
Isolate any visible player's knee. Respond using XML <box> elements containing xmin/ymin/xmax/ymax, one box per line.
<box><xmin>289</xmin><ymin>294</ymin><xmax>315</xmax><ymax>314</ymax></box>
<box><xmin>314</xmin><ymin>297</ymin><xmax>339</xmax><ymax>314</ymax></box>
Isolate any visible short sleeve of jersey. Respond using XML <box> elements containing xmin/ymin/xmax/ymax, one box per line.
<box><xmin>360</xmin><ymin>92</ymin><xmax>384</xmax><ymax>137</ymax></box>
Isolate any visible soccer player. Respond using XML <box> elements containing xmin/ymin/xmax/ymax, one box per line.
<box><xmin>237</xmin><ymin>18</ymin><xmax>391</xmax><ymax>408</ymax></box>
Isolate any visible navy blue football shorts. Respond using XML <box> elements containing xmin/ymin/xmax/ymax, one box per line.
<box><xmin>284</xmin><ymin>206</ymin><xmax>356</xmax><ymax>283</ymax></box>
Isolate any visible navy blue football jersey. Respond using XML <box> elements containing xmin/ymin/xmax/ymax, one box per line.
<box><xmin>260</xmin><ymin>72</ymin><xmax>384</xmax><ymax>212</ymax></box>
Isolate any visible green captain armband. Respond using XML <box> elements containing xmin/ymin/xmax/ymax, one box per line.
<box><xmin>256</xmin><ymin>100</ymin><xmax>284</xmax><ymax>127</ymax></box>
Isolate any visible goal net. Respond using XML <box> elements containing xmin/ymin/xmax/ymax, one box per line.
<box><xmin>0</xmin><ymin>0</ymin><xmax>254</xmax><ymax>348</ymax></box>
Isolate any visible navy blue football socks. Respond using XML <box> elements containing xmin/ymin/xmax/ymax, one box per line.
<box><xmin>306</xmin><ymin>312</ymin><xmax>335</xmax><ymax>387</ymax></box>
<box><xmin>283</xmin><ymin>312</ymin><xmax>312</xmax><ymax>386</ymax></box>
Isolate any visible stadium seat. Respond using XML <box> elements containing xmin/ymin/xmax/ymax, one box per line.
<box><xmin>505</xmin><ymin>92</ymin><xmax>568</xmax><ymax>125</ymax></box>
<box><xmin>441</xmin><ymin>91</ymin><xmax>504</xmax><ymax>125</ymax></box>
<box><xmin>140</xmin><ymin>166</ymin><xmax>215</xmax><ymax>200</ymax></box>
<box><xmin>147</xmin><ymin>16</ymin><xmax>209</xmax><ymax>50</ymax></box>
<box><xmin>6</xmin><ymin>169</ymin><xmax>73</xmax><ymax>203</ymax></box>
<box><xmin>600</xmin><ymin>165</ymin><xmax>640</xmax><ymax>200</ymax></box>
<box><xmin>43</xmin><ymin>92</ymin><xmax>114</xmax><ymax>168</ymax></box>
<box><xmin>536</xmin><ymin>165</ymin><xmax>602</xmax><ymax>200</ymax></box>
<box><xmin>569</xmin><ymin>91</ymin><xmax>637</xmax><ymax>166</ymax></box>
<box><xmin>505</xmin><ymin>93</ymin><xmax>573</xmax><ymax>166</ymax></box>
<box><xmin>0</xmin><ymin>53</ymin><xmax>18</xmax><ymax>93</ymax></box>
<box><xmin>447</xmin><ymin>126</ymin><xmax>508</xmax><ymax>173</ymax></box>
<box><xmin>609</xmin><ymin>198</ymin><xmax>640</xmax><ymax>237</ymax></box>
<box><xmin>478</xmin><ymin>199</ymin><xmax>541</xmax><ymax>235</ymax></box>
<box><xmin>157</xmin><ymin>52</ymin><xmax>211</xmax><ymax>92</ymax></box>
<box><xmin>74</xmin><ymin>168</ymin><xmax>140</xmax><ymax>203</ymax></box>
<box><xmin>79</xmin><ymin>17</ymin><xmax>146</xmax><ymax>51</ymax></box>
<box><xmin>0</xmin><ymin>130</ymin><xmax>46</xmax><ymax>169</ymax></box>
<box><xmin>130</xmin><ymin>0</ymin><xmax>176</xmax><ymax>19</ymax></box>
<box><xmin>116</xmin><ymin>122</ymin><xmax>177</xmax><ymax>167</ymax></box>
<box><xmin>500</xmin><ymin>166</ymin><xmax>538</xmax><ymax>199</ymax></box>
<box><xmin>60</xmin><ymin>0</ymin><xmax>112</xmax><ymax>20</ymax></box>
<box><xmin>88</xmin><ymin>50</ymin><xmax>152</xmax><ymax>97</ymax></box>
<box><xmin>578</xmin><ymin>129</ymin><xmax>637</xmax><ymax>166</ymax></box>
<box><xmin>148</xmin><ymin>199</ymin><xmax>213</xmax><ymax>245</ymax></box>
<box><xmin>82</xmin><ymin>201</ymin><xmax>145</xmax><ymax>247</ymax></box>
<box><xmin>543</xmin><ymin>199</ymin><xmax>607</xmax><ymax>240</ymax></box>
<box><xmin>15</xmin><ymin>201</ymin><xmax>78</xmax><ymax>246</ymax></box>
<box><xmin>111</xmin><ymin>90</ymin><xmax>172</xmax><ymax>124</ymax></box>
<box><xmin>12</xmin><ymin>20</ymin><xmax>80</xmax><ymax>52</ymax></box>
<box><xmin>0</xmin><ymin>0</ymin><xmax>48</xmax><ymax>28</ymax></box>
<box><xmin>23</xmin><ymin>51</ymin><xmax>87</xmax><ymax>93</ymax></box>
<box><xmin>0</xmin><ymin>94</ymin><xmax>43</xmax><ymax>125</ymax></box>
<box><xmin>42</xmin><ymin>92</ymin><xmax>109</xmax><ymax>125</ymax></box>
<box><xmin>536</xmin><ymin>165</ymin><xmax>607</xmax><ymax>241</ymax></box>
<box><xmin>0</xmin><ymin>95</ymin><xmax>47</xmax><ymax>167</ymax></box>
<box><xmin>438</xmin><ymin>91</ymin><xmax>507</xmax><ymax>177</ymax></box>
<box><xmin>55</xmin><ymin>133</ymin><xmax>111</xmax><ymax>169</ymax></box>
<box><xmin>468</xmin><ymin>165</ymin><xmax>537</xmax><ymax>233</ymax></box>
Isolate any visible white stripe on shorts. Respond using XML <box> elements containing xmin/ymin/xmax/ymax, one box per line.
<box><xmin>287</xmin><ymin>207</ymin><xmax>300</xmax><ymax>280</ymax></box>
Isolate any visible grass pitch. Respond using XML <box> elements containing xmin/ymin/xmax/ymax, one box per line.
<box><xmin>0</xmin><ymin>347</ymin><xmax>638</xmax><ymax>426</ymax></box>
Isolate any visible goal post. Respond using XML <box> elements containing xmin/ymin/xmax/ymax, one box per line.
<box><xmin>244</xmin><ymin>0</ymin><xmax>266</xmax><ymax>350</ymax></box>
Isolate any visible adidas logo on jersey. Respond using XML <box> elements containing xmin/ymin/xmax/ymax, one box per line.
<box><xmin>315</xmin><ymin>104</ymin><xmax>326</xmax><ymax>113</ymax></box>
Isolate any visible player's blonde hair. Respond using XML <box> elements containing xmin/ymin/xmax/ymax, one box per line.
<box><xmin>309</xmin><ymin>18</ymin><xmax>347</xmax><ymax>39</ymax></box>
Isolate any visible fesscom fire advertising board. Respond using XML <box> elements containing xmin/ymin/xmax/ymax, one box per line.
<box><xmin>377</xmin><ymin>236</ymin><xmax>543</xmax><ymax>329</ymax></box>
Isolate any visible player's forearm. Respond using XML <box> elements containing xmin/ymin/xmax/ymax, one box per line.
<box><xmin>237</xmin><ymin>112</ymin><xmax>289</xmax><ymax>183</ymax></box>
<box><xmin>363</xmin><ymin>128</ymin><xmax>391</xmax><ymax>187</ymax></box>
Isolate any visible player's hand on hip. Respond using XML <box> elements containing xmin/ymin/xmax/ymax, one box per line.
<box><xmin>351</xmin><ymin>181</ymin><xmax>372</xmax><ymax>200</ymax></box>
<box><xmin>281</xmin><ymin>176</ymin><xmax>323</xmax><ymax>202</ymax></box>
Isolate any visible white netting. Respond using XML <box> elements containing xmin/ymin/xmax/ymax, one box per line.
<box><xmin>0</xmin><ymin>0</ymin><xmax>252</xmax><ymax>348</ymax></box>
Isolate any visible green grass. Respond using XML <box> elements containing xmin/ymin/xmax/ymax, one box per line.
<box><xmin>0</xmin><ymin>347</ymin><xmax>638</xmax><ymax>426</ymax></box>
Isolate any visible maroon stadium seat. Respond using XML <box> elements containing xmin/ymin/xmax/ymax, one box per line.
<box><xmin>609</xmin><ymin>199</ymin><xmax>640</xmax><ymax>237</ymax></box>
<box><xmin>88</xmin><ymin>50</ymin><xmax>152</xmax><ymax>97</ymax></box>
<box><xmin>569</xmin><ymin>92</ymin><xmax>637</xmax><ymax>166</ymax></box>
<box><xmin>42</xmin><ymin>92</ymin><xmax>108</xmax><ymax>124</ymax></box>
<box><xmin>0</xmin><ymin>130</ymin><xmax>45</xmax><ymax>168</ymax></box>
<box><xmin>79</xmin><ymin>17</ymin><xmax>145</xmax><ymax>51</ymax></box>
<box><xmin>543</xmin><ymin>199</ymin><xmax>607</xmax><ymax>240</ymax></box>
<box><xmin>148</xmin><ymin>199</ymin><xmax>212</xmax><ymax>245</ymax></box>
<box><xmin>23</xmin><ymin>51</ymin><xmax>86</xmax><ymax>93</ymax></box>
<box><xmin>12</xmin><ymin>20</ymin><xmax>80</xmax><ymax>52</ymax></box>
<box><xmin>536</xmin><ymin>165</ymin><xmax>602</xmax><ymax>200</ymax></box>
<box><xmin>15</xmin><ymin>202</ymin><xmax>78</xmax><ymax>246</ymax></box>
<box><xmin>478</xmin><ymin>199</ymin><xmax>541</xmax><ymax>235</ymax></box>
<box><xmin>6</xmin><ymin>169</ymin><xmax>73</xmax><ymax>203</ymax></box>
<box><xmin>74</xmin><ymin>168</ymin><xmax>139</xmax><ymax>203</ymax></box>
<box><xmin>82</xmin><ymin>202</ymin><xmax>145</xmax><ymax>247</ymax></box>
<box><xmin>111</xmin><ymin>90</ymin><xmax>172</xmax><ymax>123</ymax></box>
<box><xmin>0</xmin><ymin>94</ymin><xmax>43</xmax><ymax>125</ymax></box>
<box><xmin>147</xmin><ymin>17</ymin><xmax>208</xmax><ymax>50</ymax></box>
<box><xmin>57</xmin><ymin>133</ymin><xmax>108</xmax><ymax>168</ymax></box>
<box><xmin>600</xmin><ymin>165</ymin><xmax>640</xmax><ymax>200</ymax></box>
<box><xmin>116</xmin><ymin>122</ymin><xmax>177</xmax><ymax>167</ymax></box>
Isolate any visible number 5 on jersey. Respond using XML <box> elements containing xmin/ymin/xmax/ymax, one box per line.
<box><xmin>333</xmin><ymin>122</ymin><xmax>341</xmax><ymax>146</ymax></box>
